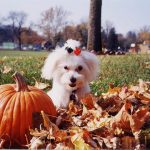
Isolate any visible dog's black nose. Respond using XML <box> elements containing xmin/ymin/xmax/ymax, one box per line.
<box><xmin>70</xmin><ymin>77</ymin><xmax>76</xmax><ymax>83</ymax></box>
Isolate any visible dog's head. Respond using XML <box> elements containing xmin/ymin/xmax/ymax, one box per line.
<box><xmin>41</xmin><ymin>39</ymin><xmax>99</xmax><ymax>91</ymax></box>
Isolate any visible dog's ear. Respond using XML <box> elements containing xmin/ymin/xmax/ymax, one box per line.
<box><xmin>41</xmin><ymin>50</ymin><xmax>61</xmax><ymax>80</ymax></box>
<box><xmin>82</xmin><ymin>51</ymin><xmax>99</xmax><ymax>82</ymax></box>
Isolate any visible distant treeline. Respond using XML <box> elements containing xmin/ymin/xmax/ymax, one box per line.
<box><xmin>0</xmin><ymin>8</ymin><xmax>150</xmax><ymax>51</ymax></box>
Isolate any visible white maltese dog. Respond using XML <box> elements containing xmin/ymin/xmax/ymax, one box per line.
<box><xmin>41</xmin><ymin>39</ymin><xmax>99</xmax><ymax>108</ymax></box>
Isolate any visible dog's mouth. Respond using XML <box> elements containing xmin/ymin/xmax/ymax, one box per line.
<box><xmin>69</xmin><ymin>83</ymin><xmax>76</xmax><ymax>87</ymax></box>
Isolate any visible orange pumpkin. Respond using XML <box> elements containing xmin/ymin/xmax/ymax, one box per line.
<box><xmin>0</xmin><ymin>72</ymin><xmax>56</xmax><ymax>145</ymax></box>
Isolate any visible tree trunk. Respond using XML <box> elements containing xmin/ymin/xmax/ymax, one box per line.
<box><xmin>18</xmin><ymin>36</ymin><xmax>22</xmax><ymax>50</ymax></box>
<box><xmin>87</xmin><ymin>0</ymin><xmax>102</xmax><ymax>53</ymax></box>
<box><xmin>18</xmin><ymin>30</ymin><xmax>22</xmax><ymax>50</ymax></box>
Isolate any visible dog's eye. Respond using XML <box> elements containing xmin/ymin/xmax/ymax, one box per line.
<box><xmin>77</xmin><ymin>65</ymin><xmax>83</xmax><ymax>71</ymax></box>
<box><xmin>64</xmin><ymin>66</ymin><xmax>69</xmax><ymax>70</ymax></box>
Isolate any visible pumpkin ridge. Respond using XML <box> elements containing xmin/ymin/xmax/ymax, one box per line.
<box><xmin>43</xmin><ymin>93</ymin><xmax>56</xmax><ymax>115</ymax></box>
<box><xmin>0</xmin><ymin>85</ymin><xmax>15</xmax><ymax>94</ymax></box>
<box><xmin>11</xmin><ymin>92</ymin><xmax>21</xmax><ymax>143</ymax></box>
<box><xmin>41</xmin><ymin>96</ymin><xmax>55</xmax><ymax>114</ymax></box>
<box><xmin>0</xmin><ymin>93</ymin><xmax>16</xmax><ymax>141</ymax></box>
<box><xmin>19</xmin><ymin>91</ymin><xmax>27</xmax><ymax>144</ymax></box>
<box><xmin>23</xmin><ymin>91</ymin><xmax>34</xmax><ymax>136</ymax></box>
<box><xmin>5</xmin><ymin>93</ymin><xmax>17</xmax><ymax>139</ymax></box>
<box><xmin>27</xmin><ymin>91</ymin><xmax>36</xmax><ymax>113</ymax></box>
<box><xmin>21</xmin><ymin>91</ymin><xmax>34</xmax><ymax>141</ymax></box>
<box><xmin>0</xmin><ymin>90</ymin><xmax>16</xmax><ymax>101</ymax></box>
<box><xmin>28</xmin><ymin>91</ymin><xmax>41</xmax><ymax>112</ymax></box>
<box><xmin>27</xmin><ymin>91</ymin><xmax>39</xmax><ymax>127</ymax></box>
<box><xmin>30</xmin><ymin>91</ymin><xmax>56</xmax><ymax>115</ymax></box>
<box><xmin>31</xmin><ymin>92</ymin><xmax>46</xmax><ymax>111</ymax></box>
<box><xmin>0</xmin><ymin>91</ymin><xmax>14</xmax><ymax>103</ymax></box>
<box><xmin>0</xmin><ymin>93</ymin><xmax>15</xmax><ymax>124</ymax></box>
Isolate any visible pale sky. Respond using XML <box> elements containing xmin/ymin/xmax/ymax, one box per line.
<box><xmin>0</xmin><ymin>0</ymin><xmax>150</xmax><ymax>35</ymax></box>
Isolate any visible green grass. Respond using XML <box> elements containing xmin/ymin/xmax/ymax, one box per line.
<box><xmin>0</xmin><ymin>50</ymin><xmax>49</xmax><ymax>86</ymax></box>
<box><xmin>0</xmin><ymin>50</ymin><xmax>150</xmax><ymax>95</ymax></box>
<box><xmin>92</xmin><ymin>54</ymin><xmax>150</xmax><ymax>95</ymax></box>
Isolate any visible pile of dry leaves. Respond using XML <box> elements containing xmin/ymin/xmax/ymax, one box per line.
<box><xmin>29</xmin><ymin>80</ymin><xmax>150</xmax><ymax>149</ymax></box>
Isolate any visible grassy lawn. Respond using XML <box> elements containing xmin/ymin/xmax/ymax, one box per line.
<box><xmin>0</xmin><ymin>50</ymin><xmax>150</xmax><ymax>95</ymax></box>
<box><xmin>93</xmin><ymin>54</ymin><xmax>150</xmax><ymax>95</ymax></box>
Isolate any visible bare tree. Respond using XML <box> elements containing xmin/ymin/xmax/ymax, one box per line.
<box><xmin>39</xmin><ymin>6</ymin><xmax>68</xmax><ymax>46</ymax></box>
<box><xmin>87</xmin><ymin>0</ymin><xmax>102</xmax><ymax>53</ymax></box>
<box><xmin>7</xmin><ymin>11</ymin><xmax>27</xmax><ymax>50</ymax></box>
<box><xmin>138</xmin><ymin>26</ymin><xmax>150</xmax><ymax>42</ymax></box>
<box><xmin>104</xmin><ymin>20</ymin><xmax>114</xmax><ymax>38</ymax></box>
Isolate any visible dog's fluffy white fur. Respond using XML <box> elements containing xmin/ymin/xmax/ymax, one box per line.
<box><xmin>41</xmin><ymin>39</ymin><xmax>99</xmax><ymax>108</ymax></box>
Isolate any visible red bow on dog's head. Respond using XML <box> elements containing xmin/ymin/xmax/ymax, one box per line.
<box><xmin>65</xmin><ymin>47</ymin><xmax>81</xmax><ymax>56</ymax></box>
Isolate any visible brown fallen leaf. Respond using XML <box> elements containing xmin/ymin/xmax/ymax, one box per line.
<box><xmin>2</xmin><ymin>66</ymin><xmax>12</xmax><ymax>74</ymax></box>
<box><xmin>135</xmin><ymin>93</ymin><xmax>150</xmax><ymax>104</ymax></box>
<box><xmin>81</xmin><ymin>94</ymin><xmax>97</xmax><ymax>109</ymax></box>
<box><xmin>98</xmin><ymin>96</ymin><xmax>123</xmax><ymax>115</ymax></box>
<box><xmin>30</xmin><ymin>128</ymin><xmax>48</xmax><ymax>137</ymax></box>
<box><xmin>0</xmin><ymin>60</ymin><xmax>4</xmax><ymax>65</ymax></box>
<box><xmin>130</xmin><ymin>107</ymin><xmax>149</xmax><ymax>133</ymax></box>
<box><xmin>2</xmin><ymin>56</ymin><xmax>8</xmax><ymax>61</ymax></box>
<box><xmin>82</xmin><ymin>129</ymin><xmax>98</xmax><ymax>148</ymax></box>
<box><xmin>41</xmin><ymin>111</ymin><xmax>69</xmax><ymax>143</ymax></box>
<box><xmin>90</xmin><ymin>126</ymin><xmax>112</xmax><ymax>138</ymax></box>
<box><xmin>129</xmin><ymin>79</ymin><xmax>149</xmax><ymax>93</ymax></box>
<box><xmin>110</xmin><ymin>101</ymin><xmax>149</xmax><ymax>134</ymax></box>
<box><xmin>53</xmin><ymin>143</ymin><xmax>73</xmax><ymax>150</ymax></box>
<box><xmin>70</xmin><ymin>127</ymin><xmax>92</xmax><ymax>150</ymax></box>
<box><xmin>34</xmin><ymin>78</ymin><xmax>50</xmax><ymax>90</ymax></box>
<box><xmin>107</xmin><ymin>83</ymin><xmax>121</xmax><ymax>94</ymax></box>
<box><xmin>29</xmin><ymin>137</ymin><xmax>45</xmax><ymax>149</ymax></box>
<box><xmin>41</xmin><ymin>111</ymin><xmax>59</xmax><ymax>132</ymax></box>
<box><xmin>121</xmin><ymin>136</ymin><xmax>136</xmax><ymax>149</ymax></box>
<box><xmin>110</xmin><ymin>101</ymin><xmax>134</xmax><ymax>132</ymax></box>
<box><xmin>68</xmin><ymin>101</ymin><xmax>82</xmax><ymax>116</ymax></box>
<box><xmin>143</xmin><ymin>62</ymin><xmax>150</xmax><ymax>69</ymax></box>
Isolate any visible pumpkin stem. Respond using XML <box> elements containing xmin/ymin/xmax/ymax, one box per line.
<box><xmin>12</xmin><ymin>72</ymin><xmax>30</xmax><ymax>92</ymax></box>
